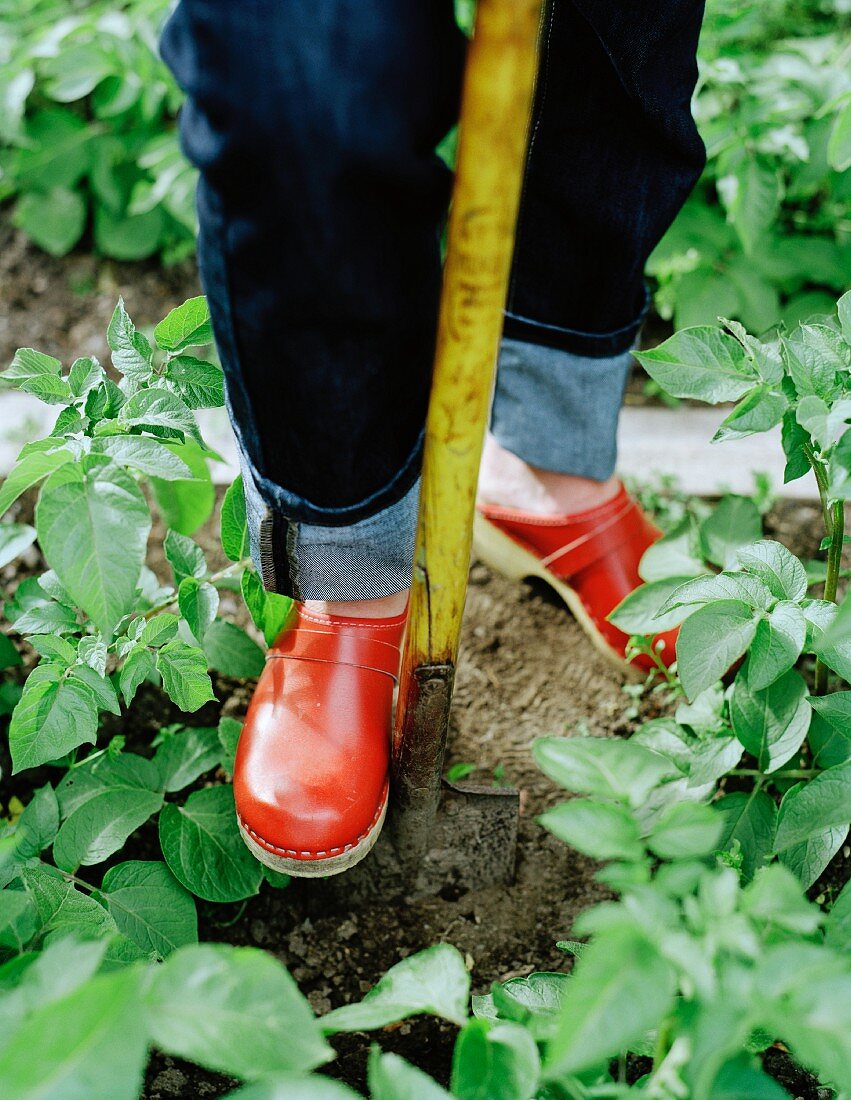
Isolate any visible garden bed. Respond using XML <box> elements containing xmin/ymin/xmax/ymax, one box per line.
<box><xmin>1</xmin><ymin>484</ymin><xmax>843</xmax><ymax>1099</ymax></box>
<box><xmin>1</xmin><ymin>222</ymin><xmax>848</xmax><ymax>1097</ymax></box>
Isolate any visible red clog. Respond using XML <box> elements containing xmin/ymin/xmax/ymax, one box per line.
<box><xmin>474</xmin><ymin>484</ymin><xmax>676</xmax><ymax>673</ymax></box>
<box><xmin>234</xmin><ymin>603</ymin><xmax>407</xmax><ymax>877</ymax></box>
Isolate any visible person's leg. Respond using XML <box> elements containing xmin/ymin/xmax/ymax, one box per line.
<box><xmin>160</xmin><ymin>0</ymin><xmax>465</xmax><ymax>613</ymax></box>
<box><xmin>481</xmin><ymin>0</ymin><xmax>707</xmax><ymax>513</ymax></box>
<box><xmin>475</xmin><ymin>0</ymin><xmax>705</xmax><ymax>672</ymax></box>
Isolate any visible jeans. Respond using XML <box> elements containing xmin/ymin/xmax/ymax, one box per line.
<box><xmin>160</xmin><ymin>0</ymin><xmax>706</xmax><ymax>600</ymax></box>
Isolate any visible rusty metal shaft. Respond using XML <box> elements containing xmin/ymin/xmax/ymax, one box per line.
<box><xmin>392</xmin><ymin>0</ymin><xmax>543</xmax><ymax>856</ymax></box>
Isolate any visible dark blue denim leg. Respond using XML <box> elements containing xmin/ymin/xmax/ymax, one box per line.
<box><xmin>160</xmin><ymin>0</ymin><xmax>464</xmax><ymax>596</ymax></box>
<box><xmin>492</xmin><ymin>0</ymin><xmax>706</xmax><ymax>479</ymax></box>
<box><xmin>161</xmin><ymin>1</ymin><xmax>704</xmax><ymax>598</ymax></box>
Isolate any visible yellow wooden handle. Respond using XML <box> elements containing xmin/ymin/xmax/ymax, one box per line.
<box><xmin>393</xmin><ymin>0</ymin><xmax>542</xmax><ymax>810</ymax></box>
<box><xmin>400</xmin><ymin>0</ymin><xmax>542</xmax><ymax>678</ymax></box>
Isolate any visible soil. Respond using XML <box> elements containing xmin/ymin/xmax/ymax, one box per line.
<box><xmin>0</xmin><ymin>223</ymin><xmax>846</xmax><ymax>1098</ymax></box>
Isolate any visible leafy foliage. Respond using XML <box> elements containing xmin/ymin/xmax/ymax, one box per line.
<box><xmin>0</xmin><ymin>298</ymin><xmax>296</xmax><ymax>978</ymax></box>
<box><xmin>0</xmin><ymin>0</ymin><xmax>194</xmax><ymax>261</ymax></box>
<box><xmin>649</xmin><ymin>0</ymin><xmax>851</xmax><ymax>333</ymax></box>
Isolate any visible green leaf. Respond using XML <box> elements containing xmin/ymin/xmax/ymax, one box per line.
<box><xmin>165</xmin><ymin>356</ymin><xmax>224</xmax><ymax>409</ymax></box>
<box><xmin>782</xmin><ymin>337</ymin><xmax>837</xmax><ymax>402</ymax></box>
<box><xmin>837</xmin><ymin>290</ymin><xmax>851</xmax><ymax>345</ymax></box>
<box><xmin>810</xmin><ymin>692</ymin><xmax>851</xmax><ymax>734</ymax></box>
<box><xmin>35</xmin><ymin>456</ymin><xmax>150</xmax><ymax>635</ymax></box>
<box><xmin>9</xmin><ymin>665</ymin><xmax>99</xmax><ymax>773</ymax></box>
<box><xmin>99</xmin><ymin>861</ymin><xmax>197</xmax><ymax>960</ymax></box>
<box><xmin>94</xmin><ymin>205</ymin><xmax>165</xmax><ymax>261</ymax></box>
<box><xmin>648</xmin><ymin>801</ymin><xmax>723</xmax><ymax>860</ymax></box>
<box><xmin>657</xmin><ymin>571</ymin><xmax>774</xmax><ymax>618</ymax></box>
<box><xmin>119</xmin><ymin>645</ymin><xmax>157</xmax><ymax>707</ymax></box>
<box><xmin>221</xmin><ymin>476</ymin><xmax>250</xmax><ymax>562</ymax></box>
<box><xmin>544</xmin><ymin>928</ymin><xmax>677</xmax><ymax>1075</ymax></box>
<box><xmin>106</xmin><ymin>298</ymin><xmax>154</xmax><ymax>383</ymax></box>
<box><xmin>796</xmin><ymin>394</ymin><xmax>851</xmax><ymax>451</ymax></box>
<box><xmin>150</xmin><ymin>439</ymin><xmax>215</xmax><ymax>535</ymax></box>
<box><xmin>22</xmin><ymin>866</ymin><xmax>117</xmax><ymax>940</ymax></box>
<box><xmin>825</xmin><ymin>879</ymin><xmax>851</xmax><ymax>951</ymax></box>
<box><xmin>164</xmin><ymin>529</ymin><xmax>207</xmax><ymax>587</ymax></box>
<box><xmin>743</xmin><ymin>864</ymin><xmax>823</xmax><ymax>937</ymax></box>
<box><xmin>722</xmin><ymin>154</ymin><xmax>781</xmax><ymax>255</ymax></box>
<box><xmin>779</xmin><ymin>824</ymin><xmax>848</xmax><ymax>891</ymax></box>
<box><xmin>487</xmin><ymin>973</ymin><xmax>570</xmax><ymax>1035</ymax></box>
<box><xmin>0</xmin><ymin>632</ymin><xmax>21</xmax><ymax>669</ymax></box>
<box><xmin>321</xmin><ymin>944</ymin><xmax>470</xmax><ymax>1032</ymax></box>
<box><xmin>830</xmin><ymin>100</ymin><xmax>851</xmax><ymax>171</ymax></box>
<box><xmin>773</xmin><ymin>760</ymin><xmax>851</xmax><ymax>855</ymax></box>
<box><xmin>91</xmin><ymin>435</ymin><xmax>194</xmax><ymax>480</ymax></box>
<box><xmin>16</xmin><ymin>784</ymin><xmax>60</xmax><ymax>859</ymax></box>
<box><xmin>179</xmin><ymin>577</ymin><xmax>219</xmax><ymax>641</ymax></box>
<box><xmin>217</xmin><ymin>716</ymin><xmax>243</xmax><ymax>774</ymax></box>
<box><xmin>68</xmin><ymin>357</ymin><xmax>103</xmax><ymax>398</ymax></box>
<box><xmin>0</xmin><ymin>891</ymin><xmax>38</xmax><ymax>953</ymax></box>
<box><xmin>698</xmin><ymin>496</ymin><xmax>763</xmax><ymax>568</ymax></box>
<box><xmin>153</xmin><ymin>725</ymin><xmax>222</xmax><ymax>792</ymax></box>
<box><xmin>676</xmin><ymin>600</ymin><xmax>759</xmax><ymax>702</ymax></box>
<box><xmin>140</xmin><ymin>614</ymin><xmax>180</xmax><ymax>648</ymax></box>
<box><xmin>118</xmin><ymin>387</ymin><xmax>198</xmax><ymax>440</ymax></box>
<box><xmin>146</xmin><ymin>943</ymin><xmax>332</xmax><ymax>1077</ymax></box>
<box><xmin>1</xmin><ymin>967</ymin><xmax>148</xmax><ymax>1100</ymax></box>
<box><xmin>241</xmin><ymin>569</ymin><xmax>294</xmax><ymax>646</ymax></box>
<box><xmin>5</xmin><ymin>347</ymin><xmax>62</xmax><ymax>386</ymax></box>
<box><xmin>712</xmin><ymin>1055</ymin><xmax>796</xmax><ymax>1100</ymax></box>
<box><xmin>748</xmin><ymin>602</ymin><xmax>807</xmax><ymax>690</ymax></box>
<box><xmin>731</xmin><ymin>664</ymin><xmax>810</xmax><ymax>773</ymax></box>
<box><xmin>13</xmin><ymin>187</ymin><xmax>86</xmax><ymax>257</ymax></box>
<box><xmin>155</xmin><ymin>297</ymin><xmax>213</xmax><ymax>353</ymax></box>
<box><xmin>0</xmin><ymin>523</ymin><xmax>36</xmax><ymax>568</ymax></box>
<box><xmin>158</xmin><ymin>784</ymin><xmax>262</xmax><ymax>903</ymax></box>
<box><xmin>156</xmin><ymin>640</ymin><xmax>215</xmax><ymax>712</ymax></box>
<box><xmin>369</xmin><ymin>1049</ymin><xmax>453</xmax><ymax>1099</ymax></box>
<box><xmin>638</xmin><ymin>515</ymin><xmax>705</xmax><ymax>582</ymax></box>
<box><xmin>53</xmin><ymin>752</ymin><xmax>163</xmax><ymax>870</ymax></box>
<box><xmin>635</xmin><ymin>328</ymin><xmax>758</xmax><ymax>404</ymax></box>
<box><xmin>204</xmin><ymin>619</ymin><xmax>265</xmax><ymax>679</ymax></box>
<box><xmin>451</xmin><ymin>1020</ymin><xmax>540</xmax><ymax>1100</ymax></box>
<box><xmin>538</xmin><ymin>799</ymin><xmax>644</xmax><ymax>862</ymax></box>
<box><xmin>607</xmin><ymin>575</ymin><xmax>696</xmax><ymax>634</ymax></box>
<box><xmin>534</xmin><ymin>737</ymin><xmax>678</xmax><ymax>807</ymax></box>
<box><xmin>0</xmin><ymin>443</ymin><xmax>73</xmax><ymax>516</ymax></box>
<box><xmin>713</xmin><ymin>387</ymin><xmax>788</xmax><ymax>443</ymax></box>
<box><xmin>11</xmin><ymin>597</ymin><xmax>78</xmax><ymax>636</ymax></box>
<box><xmin>70</xmin><ymin>665</ymin><xmax>120</xmax><ymax>715</ymax></box>
<box><xmin>716</xmin><ymin>790</ymin><xmax>778</xmax><ymax>880</ymax></box>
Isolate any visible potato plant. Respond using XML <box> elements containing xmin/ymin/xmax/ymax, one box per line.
<box><xmin>608</xmin><ymin>290</ymin><xmax>851</xmax><ymax>894</ymax></box>
<box><xmin>649</xmin><ymin>0</ymin><xmax>851</xmax><ymax>333</ymax></box>
<box><xmin>0</xmin><ymin>298</ymin><xmax>299</xmax><ymax>975</ymax></box>
<box><xmin>2</xmin><ymin>294</ymin><xmax>850</xmax><ymax>1095</ymax></box>
<box><xmin>0</xmin><ymin>0</ymin><xmax>194</xmax><ymax>260</ymax></box>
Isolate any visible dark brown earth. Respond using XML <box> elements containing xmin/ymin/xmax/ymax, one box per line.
<box><xmin>0</xmin><ymin>224</ymin><xmax>844</xmax><ymax>1098</ymax></box>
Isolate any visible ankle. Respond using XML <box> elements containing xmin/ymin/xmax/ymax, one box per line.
<box><xmin>303</xmin><ymin>588</ymin><xmax>410</xmax><ymax>621</ymax></box>
<box><xmin>478</xmin><ymin>433</ymin><xmax>619</xmax><ymax>516</ymax></box>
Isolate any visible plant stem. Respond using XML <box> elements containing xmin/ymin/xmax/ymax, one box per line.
<box><xmin>652</xmin><ymin>1018</ymin><xmax>672</xmax><ymax>1070</ymax></box>
<box><xmin>815</xmin><ymin>496</ymin><xmax>846</xmax><ymax>695</ymax></box>
<box><xmin>141</xmin><ymin>558</ymin><xmax>252</xmax><ymax>620</ymax></box>
<box><xmin>804</xmin><ymin>444</ymin><xmax>845</xmax><ymax>696</ymax></box>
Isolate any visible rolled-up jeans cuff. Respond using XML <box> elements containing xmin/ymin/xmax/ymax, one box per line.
<box><xmin>240</xmin><ymin>449</ymin><xmax>419</xmax><ymax>600</ymax></box>
<box><xmin>490</xmin><ymin>336</ymin><xmax>633</xmax><ymax>481</ymax></box>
